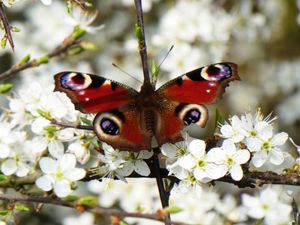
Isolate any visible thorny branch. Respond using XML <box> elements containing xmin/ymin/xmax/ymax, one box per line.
<box><xmin>0</xmin><ymin>2</ymin><xmax>14</xmax><ymax>50</ymax></box>
<box><xmin>0</xmin><ymin>35</ymin><xmax>82</xmax><ymax>82</ymax></box>
<box><xmin>0</xmin><ymin>194</ymin><xmax>191</xmax><ymax>225</ymax></box>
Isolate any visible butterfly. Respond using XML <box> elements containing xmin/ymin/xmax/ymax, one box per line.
<box><xmin>54</xmin><ymin>62</ymin><xmax>239</xmax><ymax>151</ymax></box>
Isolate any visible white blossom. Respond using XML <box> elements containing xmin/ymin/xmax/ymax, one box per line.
<box><xmin>208</xmin><ymin>140</ymin><xmax>250</xmax><ymax>181</ymax></box>
<box><xmin>242</xmin><ymin>187</ymin><xmax>292</xmax><ymax>225</ymax></box>
<box><xmin>36</xmin><ymin>154</ymin><xmax>86</xmax><ymax>197</ymax></box>
<box><xmin>64</xmin><ymin>6</ymin><xmax>104</xmax><ymax>33</ymax></box>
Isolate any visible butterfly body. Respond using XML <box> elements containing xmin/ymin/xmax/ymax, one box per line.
<box><xmin>54</xmin><ymin>62</ymin><xmax>239</xmax><ymax>151</ymax></box>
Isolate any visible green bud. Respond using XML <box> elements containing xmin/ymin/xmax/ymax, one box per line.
<box><xmin>19</xmin><ymin>54</ymin><xmax>31</xmax><ymax>65</ymax></box>
<box><xmin>79</xmin><ymin>196</ymin><xmax>97</xmax><ymax>206</ymax></box>
<box><xmin>63</xmin><ymin>195</ymin><xmax>79</xmax><ymax>201</ymax></box>
<box><xmin>151</xmin><ymin>59</ymin><xmax>159</xmax><ymax>80</ymax></box>
<box><xmin>120</xmin><ymin>221</ymin><xmax>130</xmax><ymax>225</ymax></box>
<box><xmin>71</xmin><ymin>26</ymin><xmax>86</xmax><ymax>40</ymax></box>
<box><xmin>80</xmin><ymin>117</ymin><xmax>92</xmax><ymax>125</ymax></box>
<box><xmin>0</xmin><ymin>84</ymin><xmax>13</xmax><ymax>94</ymax></box>
<box><xmin>15</xmin><ymin>204</ymin><xmax>30</xmax><ymax>212</ymax></box>
<box><xmin>1</xmin><ymin>36</ymin><xmax>7</xmax><ymax>49</ymax></box>
<box><xmin>81</xmin><ymin>41</ymin><xmax>97</xmax><ymax>51</ymax></box>
<box><xmin>165</xmin><ymin>206</ymin><xmax>183</xmax><ymax>214</ymax></box>
<box><xmin>135</xmin><ymin>23</ymin><xmax>143</xmax><ymax>42</ymax></box>
<box><xmin>36</xmin><ymin>55</ymin><xmax>49</xmax><ymax>65</ymax></box>
<box><xmin>215</xmin><ymin>109</ymin><xmax>224</xmax><ymax>130</ymax></box>
<box><xmin>37</xmin><ymin>109</ymin><xmax>51</xmax><ymax>119</ymax></box>
<box><xmin>68</xmin><ymin>46</ymin><xmax>83</xmax><ymax>55</ymax></box>
<box><xmin>11</xmin><ymin>26</ymin><xmax>21</xmax><ymax>32</ymax></box>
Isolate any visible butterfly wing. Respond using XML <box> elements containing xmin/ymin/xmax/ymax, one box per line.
<box><xmin>155</xmin><ymin>62</ymin><xmax>239</xmax><ymax>145</ymax></box>
<box><xmin>54</xmin><ymin>72</ymin><xmax>151</xmax><ymax>151</ymax></box>
<box><xmin>54</xmin><ymin>72</ymin><xmax>138</xmax><ymax>114</ymax></box>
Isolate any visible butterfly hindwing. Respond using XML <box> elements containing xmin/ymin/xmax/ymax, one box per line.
<box><xmin>93</xmin><ymin>109</ymin><xmax>152</xmax><ymax>151</ymax></box>
<box><xmin>157</xmin><ymin>62</ymin><xmax>239</xmax><ymax>105</ymax></box>
<box><xmin>54</xmin><ymin>72</ymin><xmax>138</xmax><ymax>114</ymax></box>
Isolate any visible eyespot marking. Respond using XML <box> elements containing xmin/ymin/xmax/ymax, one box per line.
<box><xmin>201</xmin><ymin>64</ymin><xmax>232</xmax><ymax>81</ymax></box>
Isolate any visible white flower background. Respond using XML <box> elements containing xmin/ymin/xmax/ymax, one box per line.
<box><xmin>0</xmin><ymin>0</ymin><xmax>300</xmax><ymax>225</ymax></box>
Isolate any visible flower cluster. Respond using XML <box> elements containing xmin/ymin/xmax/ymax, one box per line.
<box><xmin>162</xmin><ymin>110</ymin><xmax>290</xmax><ymax>191</ymax></box>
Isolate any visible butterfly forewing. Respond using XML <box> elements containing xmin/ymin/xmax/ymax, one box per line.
<box><xmin>157</xmin><ymin>62</ymin><xmax>239</xmax><ymax>105</ymax></box>
<box><xmin>54</xmin><ymin>72</ymin><xmax>138</xmax><ymax>114</ymax></box>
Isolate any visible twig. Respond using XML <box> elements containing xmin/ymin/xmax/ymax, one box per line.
<box><xmin>0</xmin><ymin>2</ymin><xmax>14</xmax><ymax>50</ymax></box>
<box><xmin>51</xmin><ymin>119</ymin><xmax>94</xmax><ymax>131</ymax></box>
<box><xmin>0</xmin><ymin>194</ymin><xmax>191</xmax><ymax>225</ymax></box>
<box><xmin>0</xmin><ymin>36</ymin><xmax>81</xmax><ymax>82</ymax></box>
<box><xmin>134</xmin><ymin>0</ymin><xmax>151</xmax><ymax>86</ymax></box>
<box><xmin>69</xmin><ymin>0</ymin><xmax>90</xmax><ymax>9</ymax></box>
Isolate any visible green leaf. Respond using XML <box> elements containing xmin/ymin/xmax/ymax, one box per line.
<box><xmin>80</xmin><ymin>117</ymin><xmax>92</xmax><ymax>125</ymax></box>
<box><xmin>78</xmin><ymin>196</ymin><xmax>97</xmax><ymax>206</ymax></box>
<box><xmin>215</xmin><ymin>109</ymin><xmax>224</xmax><ymax>130</ymax></box>
<box><xmin>165</xmin><ymin>206</ymin><xmax>183</xmax><ymax>214</ymax></box>
<box><xmin>120</xmin><ymin>221</ymin><xmax>130</xmax><ymax>225</ymax></box>
<box><xmin>134</xmin><ymin>23</ymin><xmax>143</xmax><ymax>42</ymax></box>
<box><xmin>0</xmin><ymin>210</ymin><xmax>10</xmax><ymax>216</ymax></box>
<box><xmin>63</xmin><ymin>195</ymin><xmax>79</xmax><ymax>201</ymax></box>
<box><xmin>15</xmin><ymin>204</ymin><xmax>30</xmax><ymax>212</ymax></box>
<box><xmin>18</xmin><ymin>54</ymin><xmax>31</xmax><ymax>65</ymax></box>
<box><xmin>0</xmin><ymin>84</ymin><xmax>13</xmax><ymax>94</ymax></box>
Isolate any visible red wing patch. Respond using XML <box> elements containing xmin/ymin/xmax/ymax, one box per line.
<box><xmin>54</xmin><ymin>72</ymin><xmax>138</xmax><ymax>114</ymax></box>
<box><xmin>157</xmin><ymin>62</ymin><xmax>239</xmax><ymax>105</ymax></box>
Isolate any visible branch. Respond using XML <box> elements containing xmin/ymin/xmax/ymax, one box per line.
<box><xmin>0</xmin><ymin>2</ymin><xmax>14</xmax><ymax>50</ymax></box>
<box><xmin>134</xmin><ymin>0</ymin><xmax>151</xmax><ymax>86</ymax></box>
<box><xmin>51</xmin><ymin>119</ymin><xmax>94</xmax><ymax>131</ymax></box>
<box><xmin>0</xmin><ymin>194</ymin><xmax>191</xmax><ymax>225</ymax></box>
<box><xmin>0</xmin><ymin>34</ymin><xmax>81</xmax><ymax>82</ymax></box>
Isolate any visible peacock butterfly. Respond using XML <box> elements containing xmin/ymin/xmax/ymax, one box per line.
<box><xmin>54</xmin><ymin>62</ymin><xmax>239</xmax><ymax>151</ymax></box>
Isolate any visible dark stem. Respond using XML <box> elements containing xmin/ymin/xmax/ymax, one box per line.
<box><xmin>134</xmin><ymin>0</ymin><xmax>151</xmax><ymax>86</ymax></box>
<box><xmin>152</xmin><ymin>149</ymin><xmax>172</xmax><ymax>225</ymax></box>
<box><xmin>0</xmin><ymin>2</ymin><xmax>14</xmax><ymax>51</ymax></box>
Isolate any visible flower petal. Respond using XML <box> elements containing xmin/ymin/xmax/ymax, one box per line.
<box><xmin>48</xmin><ymin>140</ymin><xmax>64</xmax><ymax>159</ymax></box>
<box><xmin>60</xmin><ymin>154</ymin><xmax>76</xmax><ymax>171</ymax></box>
<box><xmin>252</xmin><ymin>151</ymin><xmax>267</xmax><ymax>168</ymax></box>
<box><xmin>272</xmin><ymin>132</ymin><xmax>288</xmax><ymax>146</ymax></box>
<box><xmin>234</xmin><ymin>150</ymin><xmax>250</xmax><ymax>164</ymax></box>
<box><xmin>39</xmin><ymin>157</ymin><xmax>58</xmax><ymax>174</ymax></box>
<box><xmin>137</xmin><ymin>150</ymin><xmax>153</xmax><ymax>160</ymax></box>
<box><xmin>188</xmin><ymin>140</ymin><xmax>206</xmax><ymax>158</ymax></box>
<box><xmin>36</xmin><ymin>175</ymin><xmax>54</xmax><ymax>191</ymax></box>
<box><xmin>64</xmin><ymin>168</ymin><xmax>86</xmax><ymax>181</ymax></box>
<box><xmin>54</xmin><ymin>180</ymin><xmax>72</xmax><ymax>197</ymax></box>
<box><xmin>1</xmin><ymin>159</ymin><xmax>17</xmax><ymax>175</ymax></box>
<box><xmin>134</xmin><ymin>160</ymin><xmax>151</xmax><ymax>176</ymax></box>
<box><xmin>269</xmin><ymin>148</ymin><xmax>284</xmax><ymax>165</ymax></box>
<box><xmin>230</xmin><ymin>165</ymin><xmax>243</xmax><ymax>181</ymax></box>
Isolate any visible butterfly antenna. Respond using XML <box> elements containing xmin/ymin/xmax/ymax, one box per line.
<box><xmin>112</xmin><ymin>63</ymin><xmax>143</xmax><ymax>84</ymax></box>
<box><xmin>157</xmin><ymin>45</ymin><xmax>174</xmax><ymax>72</ymax></box>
